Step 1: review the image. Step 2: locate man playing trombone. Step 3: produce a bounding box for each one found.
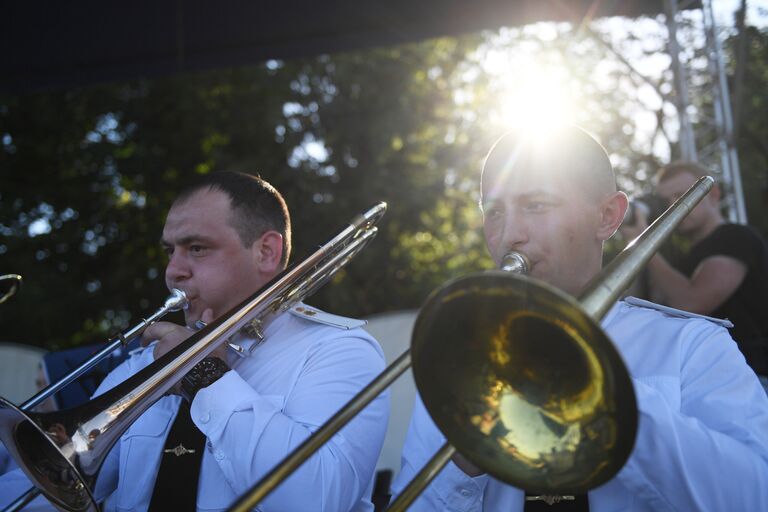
[1,171,389,511]
[392,125,768,511]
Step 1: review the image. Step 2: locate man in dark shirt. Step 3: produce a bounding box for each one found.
[623,161,768,391]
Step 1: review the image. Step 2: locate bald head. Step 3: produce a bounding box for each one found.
[481,125,616,206]
[478,125,628,295]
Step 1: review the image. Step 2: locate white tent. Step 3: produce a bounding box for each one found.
[363,310,418,478]
[0,342,46,405]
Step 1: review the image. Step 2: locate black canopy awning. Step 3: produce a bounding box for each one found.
[2,0,684,92]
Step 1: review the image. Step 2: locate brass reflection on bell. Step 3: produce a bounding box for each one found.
[411,271,637,494]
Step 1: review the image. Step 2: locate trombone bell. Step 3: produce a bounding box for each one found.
[411,271,637,494]
[0,402,94,511]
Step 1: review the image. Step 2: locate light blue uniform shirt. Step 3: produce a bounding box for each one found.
[392,299,768,512]
[1,305,389,511]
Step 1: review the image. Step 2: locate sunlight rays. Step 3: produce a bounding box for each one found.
[492,61,576,136]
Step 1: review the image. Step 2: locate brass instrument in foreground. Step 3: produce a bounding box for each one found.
[390,176,712,509]
[228,177,713,512]
[0,202,387,512]
[1,288,189,512]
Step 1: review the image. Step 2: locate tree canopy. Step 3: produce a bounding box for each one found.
[2,17,766,350]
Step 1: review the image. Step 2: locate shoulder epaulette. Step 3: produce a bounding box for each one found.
[288,304,367,330]
[623,296,733,328]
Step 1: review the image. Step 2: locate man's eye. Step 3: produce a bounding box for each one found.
[486,206,503,218]
[189,245,206,254]
[526,202,547,212]
[162,246,173,256]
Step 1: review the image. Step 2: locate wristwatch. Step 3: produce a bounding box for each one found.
[180,356,231,401]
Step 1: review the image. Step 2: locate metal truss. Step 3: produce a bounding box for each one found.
[664,0,747,223]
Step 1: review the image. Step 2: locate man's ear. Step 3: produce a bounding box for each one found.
[597,191,629,241]
[252,231,284,274]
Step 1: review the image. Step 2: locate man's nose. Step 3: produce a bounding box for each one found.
[500,211,529,249]
[165,251,191,283]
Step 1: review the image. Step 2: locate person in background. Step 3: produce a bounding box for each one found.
[622,161,768,393]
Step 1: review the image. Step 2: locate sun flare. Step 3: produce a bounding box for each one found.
[484,52,577,137]
[498,75,574,131]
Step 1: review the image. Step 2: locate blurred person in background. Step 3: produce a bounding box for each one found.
[622,162,768,394]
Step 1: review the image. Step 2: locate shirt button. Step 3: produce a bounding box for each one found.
[215,451,225,461]
[460,488,472,497]
[199,412,211,424]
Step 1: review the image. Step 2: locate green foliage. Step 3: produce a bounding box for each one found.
[729,26,768,237]
[2,22,766,350]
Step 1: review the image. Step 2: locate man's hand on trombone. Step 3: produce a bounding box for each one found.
[140,308,226,361]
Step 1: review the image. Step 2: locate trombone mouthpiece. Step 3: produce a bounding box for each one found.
[164,288,190,312]
[500,252,530,274]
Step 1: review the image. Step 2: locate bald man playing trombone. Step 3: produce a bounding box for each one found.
[393,125,768,511]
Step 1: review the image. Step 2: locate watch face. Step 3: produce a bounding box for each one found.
[182,357,230,400]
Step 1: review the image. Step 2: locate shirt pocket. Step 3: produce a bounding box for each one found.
[115,406,175,510]
[591,478,633,512]
[590,376,681,512]
[196,395,285,512]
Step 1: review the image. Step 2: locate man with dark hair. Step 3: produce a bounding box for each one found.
[173,171,293,267]
[1,171,389,511]
[623,161,768,393]
[392,126,768,511]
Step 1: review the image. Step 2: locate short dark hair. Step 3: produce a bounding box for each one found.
[480,125,616,205]
[655,161,712,184]
[175,171,292,267]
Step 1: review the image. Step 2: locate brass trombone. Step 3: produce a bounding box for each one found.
[0,288,189,512]
[227,177,713,512]
[23,289,189,413]
[0,202,387,512]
